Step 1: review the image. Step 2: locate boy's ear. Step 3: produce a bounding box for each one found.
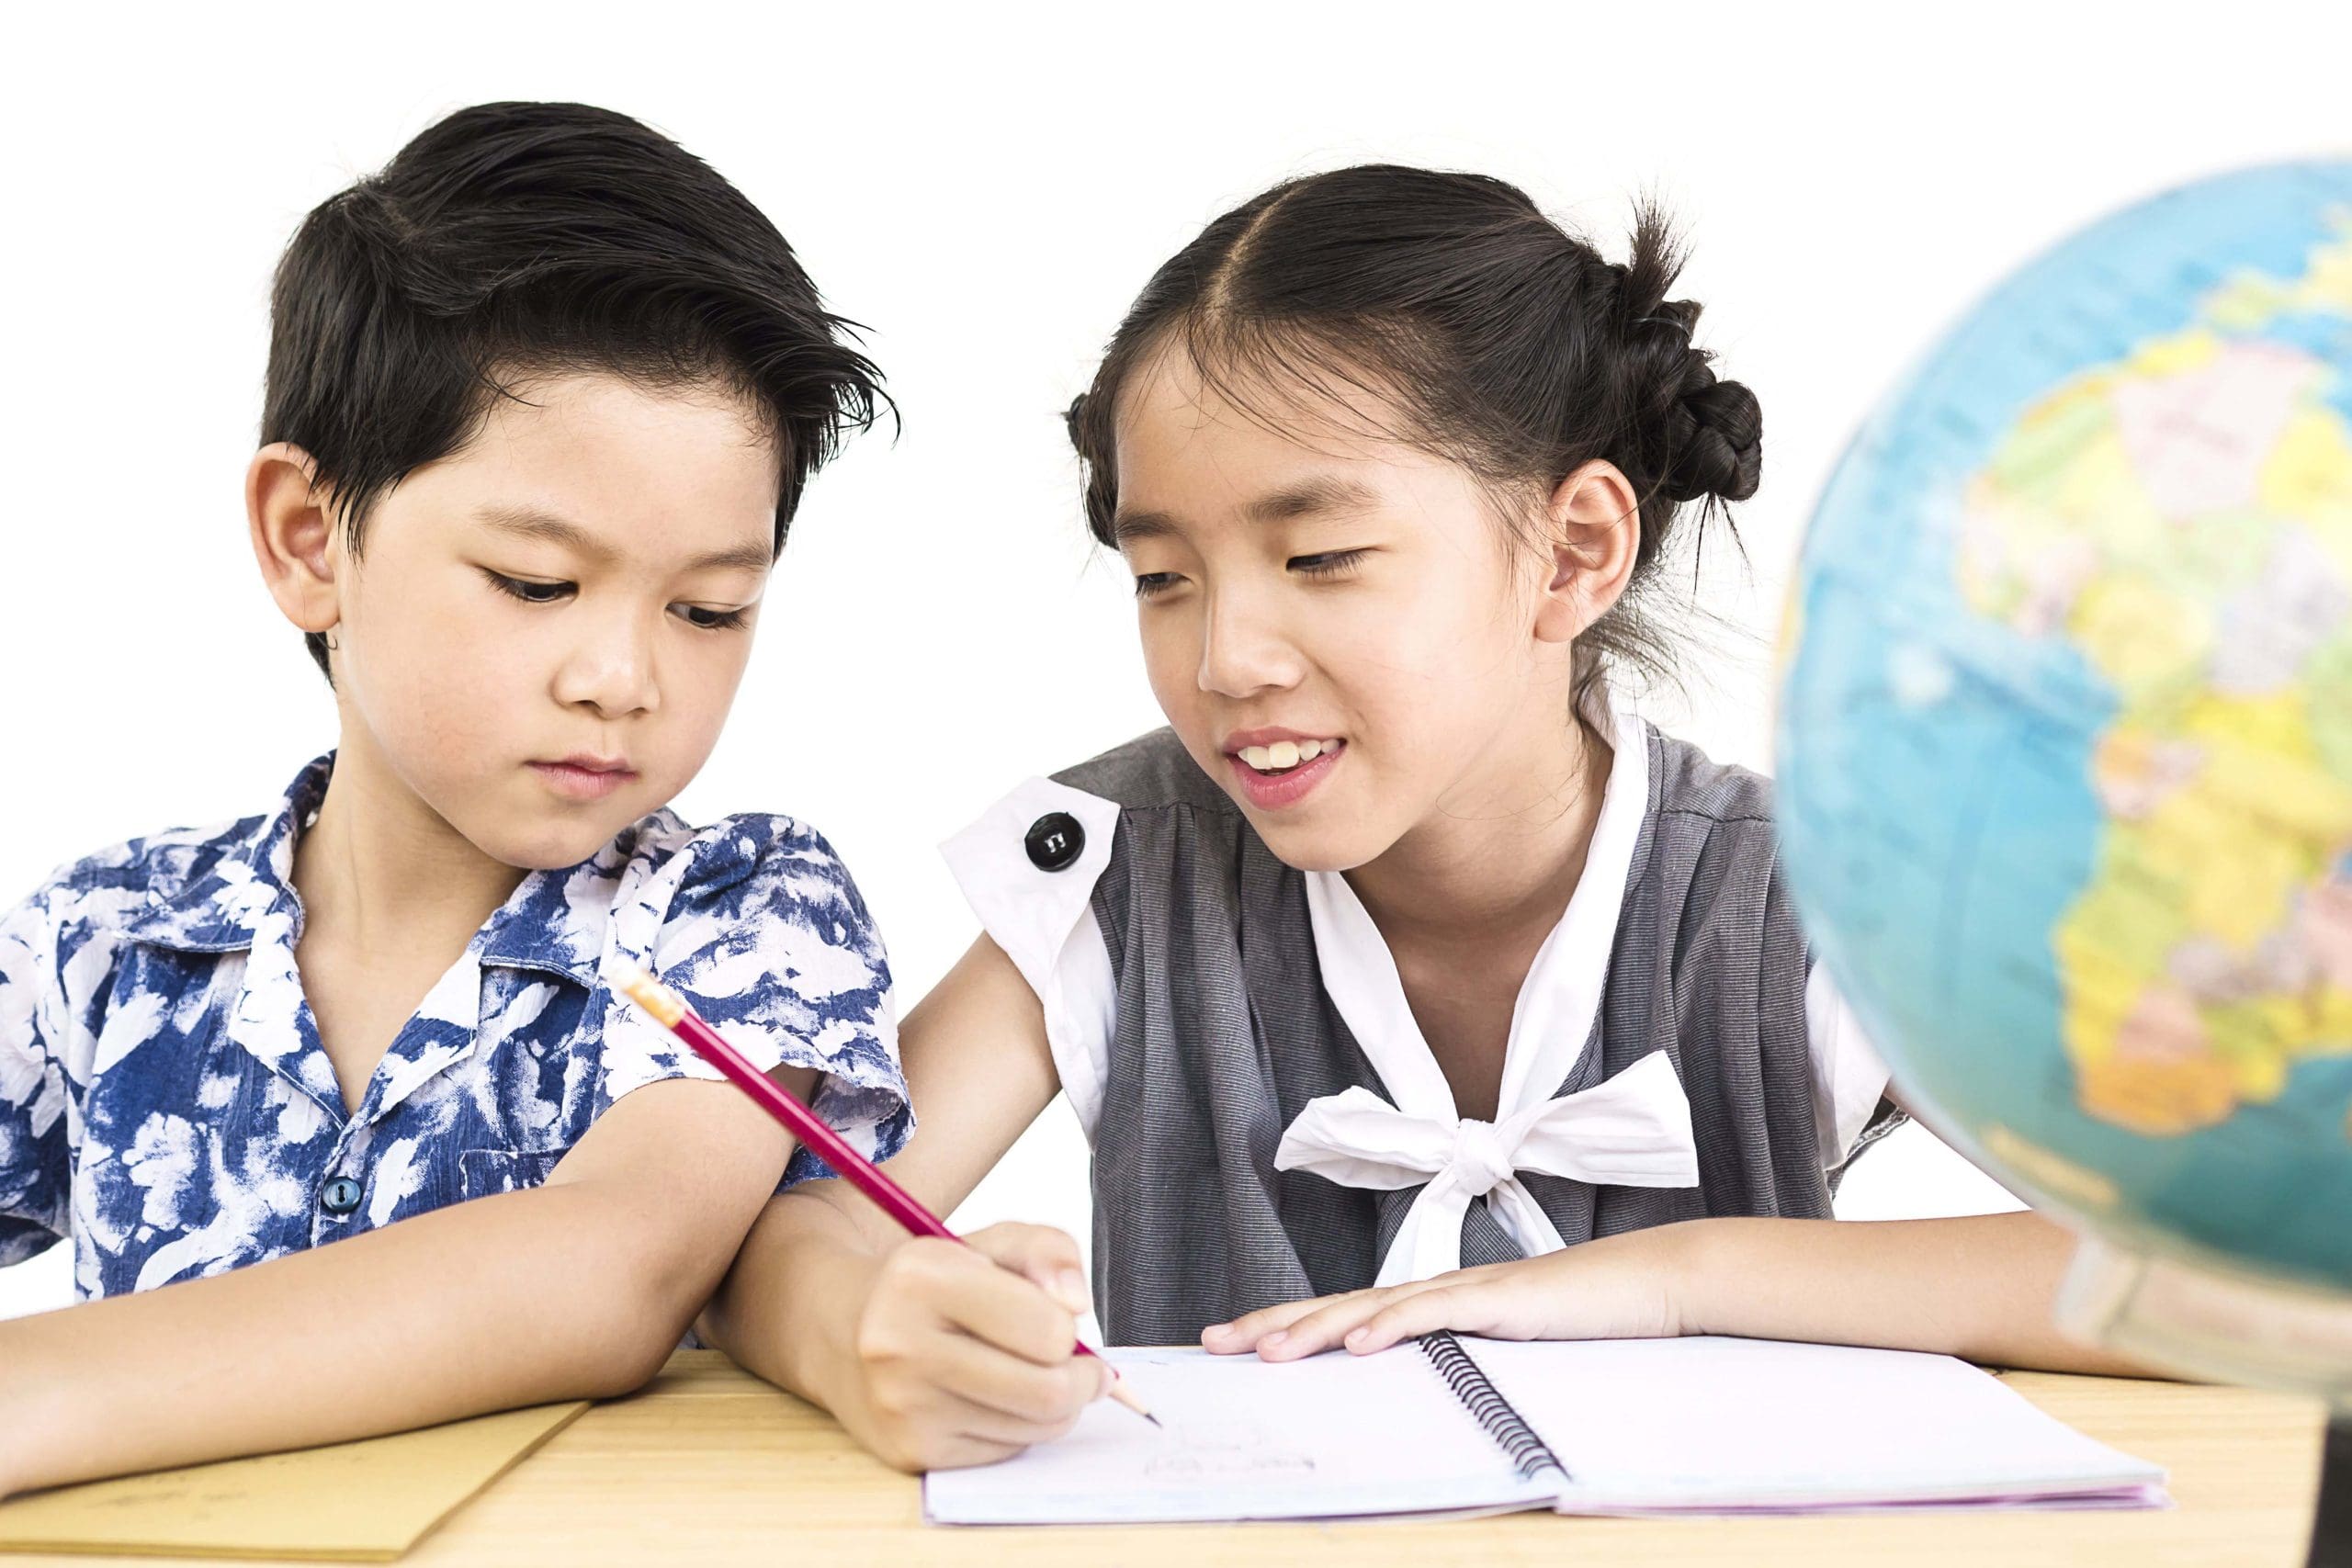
[1532,459,1641,647]
[246,444,341,636]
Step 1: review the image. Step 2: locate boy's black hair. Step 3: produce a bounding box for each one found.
[1066,164,1761,697]
[264,101,886,678]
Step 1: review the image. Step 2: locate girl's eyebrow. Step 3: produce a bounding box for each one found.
[1113,475,1382,545]
[473,502,773,574]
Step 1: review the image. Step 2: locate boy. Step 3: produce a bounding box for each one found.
[0,101,906,1495]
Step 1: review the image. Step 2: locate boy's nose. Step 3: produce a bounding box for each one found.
[553,616,661,718]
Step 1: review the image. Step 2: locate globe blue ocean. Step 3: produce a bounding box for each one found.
[1778,162,2352,1295]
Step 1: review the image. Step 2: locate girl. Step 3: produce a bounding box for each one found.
[702,164,2143,1473]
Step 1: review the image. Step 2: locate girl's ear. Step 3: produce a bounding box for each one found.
[246,444,342,637]
[1532,459,1641,647]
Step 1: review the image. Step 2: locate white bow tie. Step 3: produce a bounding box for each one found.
[1273,1050,1701,1287]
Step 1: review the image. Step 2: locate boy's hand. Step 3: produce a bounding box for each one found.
[1201,1221,1706,1360]
[829,1223,1108,1473]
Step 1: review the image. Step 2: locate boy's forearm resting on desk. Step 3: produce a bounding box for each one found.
[0,1077,801,1499]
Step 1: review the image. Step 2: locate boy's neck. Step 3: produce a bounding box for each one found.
[291,731,529,959]
[1344,703,1612,958]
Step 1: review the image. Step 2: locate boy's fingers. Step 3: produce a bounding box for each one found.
[965,1222,1091,1315]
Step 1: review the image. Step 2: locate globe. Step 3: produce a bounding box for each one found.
[1776,157,2352,1419]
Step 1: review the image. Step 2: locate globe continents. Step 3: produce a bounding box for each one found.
[1777,162,2352,1368]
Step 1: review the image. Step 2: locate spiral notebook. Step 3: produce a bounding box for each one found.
[922,1335,2167,1525]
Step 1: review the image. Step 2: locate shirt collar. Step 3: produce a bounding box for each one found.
[1304,685,1654,1123]
[119,754,333,953]
[119,751,622,991]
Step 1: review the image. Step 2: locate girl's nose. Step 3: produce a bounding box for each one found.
[1195,589,1304,699]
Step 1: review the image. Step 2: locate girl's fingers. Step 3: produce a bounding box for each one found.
[914,1247,1081,1366]
[1202,1291,1375,1352]
[1343,1284,1494,1355]
[932,1329,1106,1426]
[1254,1284,1437,1360]
[964,1222,1091,1315]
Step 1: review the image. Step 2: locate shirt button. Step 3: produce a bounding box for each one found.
[1023,812,1085,872]
[320,1176,363,1217]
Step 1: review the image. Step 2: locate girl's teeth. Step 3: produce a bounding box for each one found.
[1238,739,1338,773]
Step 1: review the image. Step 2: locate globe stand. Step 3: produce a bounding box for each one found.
[2312,1419,2352,1568]
[2056,1243,2352,1562]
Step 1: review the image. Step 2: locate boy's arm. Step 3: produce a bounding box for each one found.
[0,1071,809,1499]
[696,934,1100,1472]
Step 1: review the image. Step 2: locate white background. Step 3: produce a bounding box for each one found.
[5,2,2346,1322]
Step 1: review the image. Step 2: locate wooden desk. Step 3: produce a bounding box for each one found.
[10,1351,2330,1566]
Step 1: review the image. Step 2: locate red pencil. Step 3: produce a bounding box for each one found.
[610,959,1157,1427]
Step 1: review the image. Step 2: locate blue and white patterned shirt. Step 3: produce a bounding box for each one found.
[0,754,910,1301]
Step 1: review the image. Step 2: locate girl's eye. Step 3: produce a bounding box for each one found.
[1134,572,1183,599]
[674,604,751,631]
[483,570,574,604]
[1289,548,1370,579]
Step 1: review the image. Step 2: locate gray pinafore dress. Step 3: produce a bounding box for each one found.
[1046,719,1901,1347]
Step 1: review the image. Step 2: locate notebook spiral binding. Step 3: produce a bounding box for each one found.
[1417,1333,1567,1483]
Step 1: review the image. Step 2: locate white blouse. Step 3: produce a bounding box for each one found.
[942,698,1893,1285]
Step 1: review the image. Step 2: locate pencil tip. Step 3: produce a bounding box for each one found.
[1144,1413,1163,1428]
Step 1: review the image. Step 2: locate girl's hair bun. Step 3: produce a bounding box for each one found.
[1658,366,1762,505]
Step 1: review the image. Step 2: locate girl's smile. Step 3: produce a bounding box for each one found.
[1225,734,1346,810]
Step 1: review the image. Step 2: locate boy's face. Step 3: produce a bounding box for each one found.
[310,372,778,870]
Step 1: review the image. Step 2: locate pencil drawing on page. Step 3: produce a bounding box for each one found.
[1143,1420,1317,1479]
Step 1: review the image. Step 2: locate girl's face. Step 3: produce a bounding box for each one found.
[1111,346,1624,873]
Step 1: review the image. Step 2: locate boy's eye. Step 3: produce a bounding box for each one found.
[1134,572,1184,599]
[483,570,574,604]
[673,604,751,631]
[1289,548,1370,579]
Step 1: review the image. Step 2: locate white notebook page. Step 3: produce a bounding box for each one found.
[1465,1336,2165,1510]
[923,1345,1556,1525]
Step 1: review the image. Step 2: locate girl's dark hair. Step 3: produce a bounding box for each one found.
[263,101,888,678]
[1065,164,1760,693]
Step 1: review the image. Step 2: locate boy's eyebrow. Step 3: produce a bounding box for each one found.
[1111,475,1382,546]
[474,504,775,574]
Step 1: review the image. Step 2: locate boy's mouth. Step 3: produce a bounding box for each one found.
[529,756,639,802]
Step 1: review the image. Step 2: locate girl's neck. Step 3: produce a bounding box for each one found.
[291,730,528,960]
[1343,704,1614,957]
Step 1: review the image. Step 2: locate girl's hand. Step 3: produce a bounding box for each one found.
[826,1222,1109,1473]
[1201,1221,1709,1360]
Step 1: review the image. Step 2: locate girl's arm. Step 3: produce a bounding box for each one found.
[0,1074,808,1499]
[1207,1208,2157,1376]
[697,933,1103,1472]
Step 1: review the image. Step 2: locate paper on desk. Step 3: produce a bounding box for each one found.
[1465,1337,2168,1513]
[0,1401,588,1561]
[924,1348,1561,1525]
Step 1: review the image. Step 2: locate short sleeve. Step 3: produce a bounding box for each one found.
[938,779,1120,1139]
[599,817,910,1190]
[1804,963,1903,1170]
[0,879,73,1266]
